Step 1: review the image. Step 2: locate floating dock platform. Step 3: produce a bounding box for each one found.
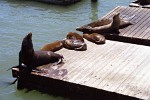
[33,0,81,5]
[129,1,150,9]
[12,6,150,100]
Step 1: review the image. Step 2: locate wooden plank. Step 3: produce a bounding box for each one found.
[136,20,150,39]
[72,42,126,84]
[82,43,134,86]
[122,8,148,36]
[122,56,150,98]
[84,43,137,88]
[96,45,141,89]
[119,7,140,35]
[102,46,149,91]
[115,55,150,99]
[68,41,117,83]
[64,41,111,73]
[127,9,150,37]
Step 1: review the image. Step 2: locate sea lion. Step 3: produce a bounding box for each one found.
[40,40,63,52]
[19,32,64,73]
[133,0,150,5]
[85,13,121,34]
[83,33,105,44]
[66,32,84,42]
[76,18,111,33]
[62,39,87,51]
[76,17,132,33]
[63,32,87,51]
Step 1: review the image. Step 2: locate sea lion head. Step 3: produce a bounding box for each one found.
[113,13,120,22]
[76,26,93,33]
[112,13,120,30]
[21,32,34,53]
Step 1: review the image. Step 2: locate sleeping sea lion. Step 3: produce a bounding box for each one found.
[19,32,64,73]
[40,40,63,52]
[66,32,84,42]
[83,33,105,44]
[63,32,87,51]
[62,39,87,51]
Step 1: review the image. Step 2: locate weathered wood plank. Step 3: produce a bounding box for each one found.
[115,56,150,99]
[103,46,149,91]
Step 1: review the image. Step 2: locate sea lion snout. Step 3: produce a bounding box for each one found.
[76,26,92,33]
[25,32,32,40]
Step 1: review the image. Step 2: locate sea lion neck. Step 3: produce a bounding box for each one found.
[111,13,120,29]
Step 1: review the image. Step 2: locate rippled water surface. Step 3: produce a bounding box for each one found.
[0,0,131,100]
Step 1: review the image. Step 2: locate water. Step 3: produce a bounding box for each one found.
[0,0,131,100]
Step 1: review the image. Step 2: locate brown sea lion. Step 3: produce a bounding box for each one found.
[77,13,133,35]
[86,13,121,34]
[76,17,132,33]
[62,39,87,51]
[62,32,87,51]
[40,40,63,52]
[83,33,105,44]
[19,32,64,73]
[76,18,111,33]
[66,32,84,42]
[119,19,133,29]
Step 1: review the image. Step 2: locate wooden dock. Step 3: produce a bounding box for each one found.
[12,6,150,100]
[129,1,150,9]
[31,0,81,5]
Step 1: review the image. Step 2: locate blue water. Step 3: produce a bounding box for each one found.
[0,0,131,100]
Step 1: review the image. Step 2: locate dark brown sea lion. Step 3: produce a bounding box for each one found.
[133,0,150,5]
[19,32,64,72]
[62,39,87,51]
[40,40,63,52]
[83,33,105,44]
